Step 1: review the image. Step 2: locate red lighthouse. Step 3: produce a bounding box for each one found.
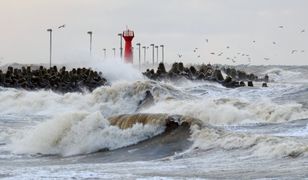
[123,29,134,63]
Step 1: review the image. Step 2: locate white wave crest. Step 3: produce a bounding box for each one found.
[191,126,308,158]
[141,98,308,125]
[8,111,164,156]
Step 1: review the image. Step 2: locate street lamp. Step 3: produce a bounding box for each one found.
[112,48,116,58]
[136,43,141,70]
[87,31,93,55]
[103,48,106,59]
[118,33,123,59]
[160,45,164,63]
[47,28,52,68]
[150,44,155,66]
[142,46,147,64]
[155,45,159,64]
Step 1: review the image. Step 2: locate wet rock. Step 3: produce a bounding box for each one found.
[247,81,254,87]
[264,74,269,82]
[142,62,267,89]
[137,90,154,111]
[0,66,108,93]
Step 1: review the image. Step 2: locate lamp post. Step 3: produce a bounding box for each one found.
[118,33,123,59]
[103,48,106,59]
[112,48,116,58]
[87,31,93,55]
[160,45,164,63]
[142,46,147,64]
[150,44,155,66]
[155,45,159,64]
[136,43,141,70]
[47,28,52,68]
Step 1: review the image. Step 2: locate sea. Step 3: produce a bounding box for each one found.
[0,60,308,179]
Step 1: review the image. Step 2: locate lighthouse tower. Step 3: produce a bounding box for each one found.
[122,29,134,63]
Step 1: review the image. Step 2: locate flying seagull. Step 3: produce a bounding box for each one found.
[226,46,230,49]
[291,50,297,54]
[278,25,284,28]
[264,58,270,61]
[301,29,305,33]
[58,24,66,29]
[273,41,276,45]
[177,54,182,58]
[205,39,209,43]
[210,52,215,55]
[218,52,223,56]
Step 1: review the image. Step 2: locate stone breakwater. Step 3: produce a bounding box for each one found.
[0,66,107,93]
[143,62,269,88]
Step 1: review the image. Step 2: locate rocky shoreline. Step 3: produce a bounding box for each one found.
[0,66,107,93]
[0,62,269,93]
[143,62,269,88]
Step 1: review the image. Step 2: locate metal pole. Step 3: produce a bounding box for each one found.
[87,31,93,55]
[155,46,159,64]
[47,29,52,68]
[150,44,154,66]
[160,45,164,63]
[118,33,123,59]
[142,46,146,64]
[103,48,106,59]
[112,48,116,58]
[136,43,141,70]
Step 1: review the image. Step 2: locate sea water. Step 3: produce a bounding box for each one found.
[0,62,308,179]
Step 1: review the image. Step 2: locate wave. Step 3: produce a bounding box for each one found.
[192,125,308,158]
[264,68,307,83]
[141,97,308,125]
[0,80,191,117]
[7,113,201,157]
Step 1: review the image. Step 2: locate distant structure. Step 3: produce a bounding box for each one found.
[122,29,134,63]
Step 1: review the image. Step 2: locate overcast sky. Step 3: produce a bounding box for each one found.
[0,0,307,65]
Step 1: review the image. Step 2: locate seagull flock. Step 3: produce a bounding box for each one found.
[178,25,306,64]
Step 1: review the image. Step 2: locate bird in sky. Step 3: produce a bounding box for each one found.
[253,40,256,43]
[58,24,66,29]
[232,59,236,63]
[291,50,297,54]
[218,52,223,56]
[226,46,230,49]
[197,55,201,58]
[301,50,305,53]
[301,29,305,33]
[278,25,284,28]
[205,39,209,43]
[273,41,276,45]
[264,58,270,61]
[210,52,215,55]
[177,54,182,58]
